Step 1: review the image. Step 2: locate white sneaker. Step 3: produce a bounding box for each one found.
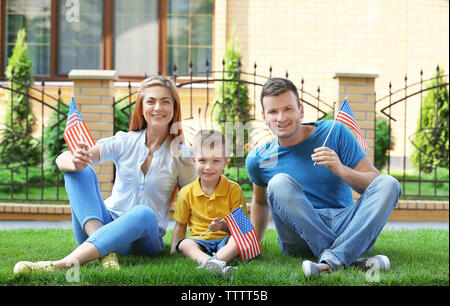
[222,265,237,280]
[198,257,236,280]
[302,260,332,277]
[201,258,226,275]
[351,255,391,271]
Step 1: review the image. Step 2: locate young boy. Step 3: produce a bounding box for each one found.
[170,129,248,279]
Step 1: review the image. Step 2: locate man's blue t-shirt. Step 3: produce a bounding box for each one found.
[245,120,366,209]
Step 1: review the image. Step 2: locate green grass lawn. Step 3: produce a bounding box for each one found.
[383,168,449,200]
[0,166,68,202]
[0,228,448,286]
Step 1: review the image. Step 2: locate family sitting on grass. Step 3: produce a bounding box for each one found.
[13,76,401,279]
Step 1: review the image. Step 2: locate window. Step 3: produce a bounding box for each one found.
[1,0,214,79]
[57,0,102,74]
[166,0,213,76]
[114,0,158,75]
[4,0,51,76]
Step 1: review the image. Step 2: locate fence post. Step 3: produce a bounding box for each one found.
[68,69,117,199]
[333,71,379,164]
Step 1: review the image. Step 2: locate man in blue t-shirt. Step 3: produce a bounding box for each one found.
[246,78,401,277]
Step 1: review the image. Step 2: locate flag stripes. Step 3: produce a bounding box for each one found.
[224,207,261,261]
[335,98,368,151]
[336,112,362,134]
[66,113,79,130]
[64,97,95,154]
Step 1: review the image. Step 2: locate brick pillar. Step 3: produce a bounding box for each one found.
[334,71,379,202]
[333,71,379,165]
[68,69,117,199]
[214,0,227,72]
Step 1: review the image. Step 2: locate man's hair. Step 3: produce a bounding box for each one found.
[193,129,228,157]
[260,77,301,111]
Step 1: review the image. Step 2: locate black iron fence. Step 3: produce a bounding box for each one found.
[376,66,449,200]
[0,72,68,202]
[1,62,447,203]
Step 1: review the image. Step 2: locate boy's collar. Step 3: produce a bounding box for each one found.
[193,175,228,198]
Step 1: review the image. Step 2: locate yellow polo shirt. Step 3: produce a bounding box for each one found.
[174,175,248,240]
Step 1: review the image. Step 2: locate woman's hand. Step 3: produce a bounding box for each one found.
[72,141,93,171]
[209,218,228,233]
[56,142,100,172]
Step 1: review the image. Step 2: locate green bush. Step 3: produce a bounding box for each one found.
[114,99,132,133]
[375,116,394,170]
[212,38,250,126]
[212,36,250,162]
[1,29,40,167]
[411,68,449,171]
[43,102,69,174]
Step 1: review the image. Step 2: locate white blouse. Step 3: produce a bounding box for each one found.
[96,130,196,236]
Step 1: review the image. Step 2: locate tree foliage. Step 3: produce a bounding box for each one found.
[213,37,250,160]
[43,102,69,173]
[411,68,449,171]
[1,29,39,168]
[375,116,394,170]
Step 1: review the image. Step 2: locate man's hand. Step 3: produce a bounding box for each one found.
[311,146,344,177]
[312,146,380,194]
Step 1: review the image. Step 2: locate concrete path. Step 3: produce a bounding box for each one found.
[0,220,448,231]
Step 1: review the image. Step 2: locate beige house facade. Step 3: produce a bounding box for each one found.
[1,0,449,168]
[213,0,449,165]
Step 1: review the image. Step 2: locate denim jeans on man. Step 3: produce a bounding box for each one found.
[266,173,401,270]
[64,166,164,257]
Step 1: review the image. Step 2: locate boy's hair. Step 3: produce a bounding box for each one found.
[260,77,301,111]
[193,129,228,157]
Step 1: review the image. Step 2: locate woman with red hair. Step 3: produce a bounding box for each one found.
[14,76,195,274]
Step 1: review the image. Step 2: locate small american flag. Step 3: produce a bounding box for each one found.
[225,207,261,260]
[335,98,368,151]
[63,97,95,154]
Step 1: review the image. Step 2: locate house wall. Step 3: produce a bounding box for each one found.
[218,0,449,165]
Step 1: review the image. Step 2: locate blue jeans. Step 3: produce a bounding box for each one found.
[188,237,231,256]
[266,173,401,270]
[64,166,164,257]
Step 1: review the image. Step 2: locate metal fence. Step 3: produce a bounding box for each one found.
[376,65,449,200]
[1,62,447,203]
[0,72,68,202]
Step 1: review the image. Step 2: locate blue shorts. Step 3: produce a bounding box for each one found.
[177,236,230,255]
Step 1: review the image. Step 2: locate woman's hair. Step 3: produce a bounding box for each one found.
[129,75,183,140]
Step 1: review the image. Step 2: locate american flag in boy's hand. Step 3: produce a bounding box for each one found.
[63,97,95,154]
[225,207,261,260]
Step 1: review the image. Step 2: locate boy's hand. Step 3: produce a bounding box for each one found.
[209,218,228,232]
